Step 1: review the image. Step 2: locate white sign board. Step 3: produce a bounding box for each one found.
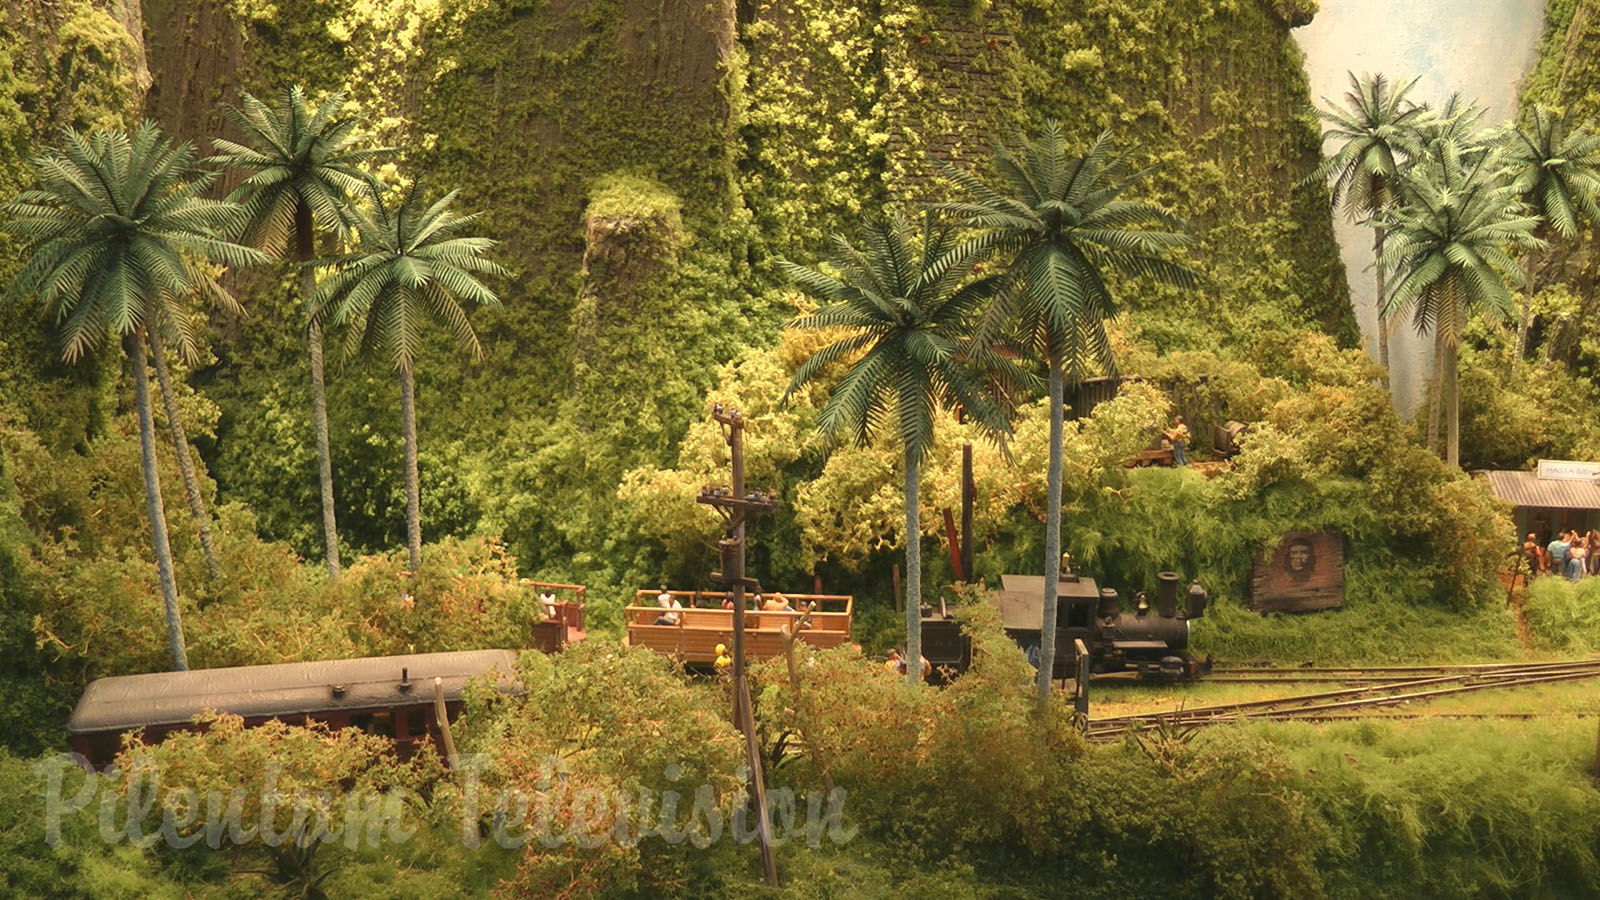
[1537,460,1600,482]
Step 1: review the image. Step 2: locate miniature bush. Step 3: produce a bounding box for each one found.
[1521,576,1600,655]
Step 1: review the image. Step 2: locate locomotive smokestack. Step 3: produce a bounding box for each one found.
[1156,572,1180,618]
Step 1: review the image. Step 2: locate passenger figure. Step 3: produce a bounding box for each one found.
[1588,531,1600,576]
[1522,533,1544,578]
[762,592,793,612]
[654,590,683,625]
[1570,538,1588,582]
[885,648,931,678]
[1547,531,1571,576]
[539,591,559,620]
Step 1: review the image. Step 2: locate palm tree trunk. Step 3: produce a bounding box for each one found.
[1517,225,1551,359]
[1038,352,1065,703]
[1427,328,1443,456]
[399,365,422,574]
[129,331,188,671]
[1515,295,1534,359]
[299,200,341,579]
[903,445,922,689]
[1444,338,1460,468]
[146,328,220,584]
[1374,225,1391,392]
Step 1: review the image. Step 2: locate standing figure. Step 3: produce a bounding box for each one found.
[1547,531,1571,577]
[1521,533,1544,579]
[1569,535,1588,581]
[1165,416,1190,466]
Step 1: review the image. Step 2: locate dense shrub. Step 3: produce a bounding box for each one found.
[1521,576,1600,655]
[453,642,747,898]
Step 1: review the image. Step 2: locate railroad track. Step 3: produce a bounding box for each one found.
[1085,659,1600,741]
[1205,659,1600,681]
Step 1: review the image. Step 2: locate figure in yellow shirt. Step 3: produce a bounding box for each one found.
[1164,416,1190,466]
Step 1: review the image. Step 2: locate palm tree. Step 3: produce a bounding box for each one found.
[0,124,264,670]
[938,123,1197,702]
[781,213,1009,688]
[310,180,507,574]
[209,86,388,579]
[1500,105,1600,357]
[1380,139,1544,468]
[1394,94,1492,454]
[1307,72,1428,391]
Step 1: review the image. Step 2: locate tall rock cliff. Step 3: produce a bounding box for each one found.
[1,0,1351,561]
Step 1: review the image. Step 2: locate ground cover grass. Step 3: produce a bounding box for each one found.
[1191,593,1525,666]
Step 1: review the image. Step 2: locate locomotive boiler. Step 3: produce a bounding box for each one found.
[921,570,1210,681]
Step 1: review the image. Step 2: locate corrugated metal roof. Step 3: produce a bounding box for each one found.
[1480,470,1600,510]
[68,649,520,735]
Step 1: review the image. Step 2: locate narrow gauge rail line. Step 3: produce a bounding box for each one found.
[1186,658,1600,685]
[1086,662,1600,741]
[1208,659,1600,676]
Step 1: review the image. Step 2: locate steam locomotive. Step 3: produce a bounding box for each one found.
[921,571,1211,681]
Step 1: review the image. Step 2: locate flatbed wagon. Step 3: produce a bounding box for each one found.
[624,590,853,665]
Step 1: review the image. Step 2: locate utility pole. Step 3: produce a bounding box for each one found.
[697,403,779,887]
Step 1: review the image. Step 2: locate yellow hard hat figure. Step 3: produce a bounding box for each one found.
[714,643,733,673]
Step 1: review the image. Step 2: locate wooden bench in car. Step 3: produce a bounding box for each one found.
[625,590,854,664]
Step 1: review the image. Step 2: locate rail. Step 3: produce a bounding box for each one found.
[1084,659,1600,741]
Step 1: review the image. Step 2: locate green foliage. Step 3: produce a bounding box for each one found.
[781,214,1007,462]
[4,5,1583,892]
[0,753,182,899]
[1308,72,1425,224]
[116,714,446,899]
[159,0,1357,600]
[0,123,265,362]
[1514,0,1600,371]
[1381,145,1542,343]
[315,180,507,372]
[881,0,1354,343]
[939,122,1198,379]
[28,522,550,683]
[1521,575,1600,654]
[1501,105,1600,241]
[456,642,745,897]
[1521,0,1600,119]
[1268,718,1600,899]
[568,172,699,464]
[210,86,388,255]
[1268,0,1319,29]
[1456,338,1600,468]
